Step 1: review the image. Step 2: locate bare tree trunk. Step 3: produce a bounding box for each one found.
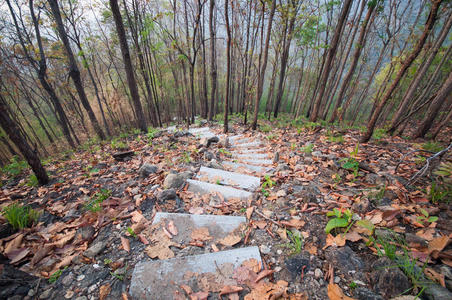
[224,0,232,133]
[251,0,277,130]
[431,95,452,139]
[361,0,441,143]
[109,0,147,132]
[0,96,48,185]
[208,0,217,121]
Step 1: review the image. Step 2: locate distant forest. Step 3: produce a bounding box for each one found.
[0,0,451,179]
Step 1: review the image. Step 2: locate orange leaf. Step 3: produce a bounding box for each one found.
[99,283,111,300]
[121,236,130,253]
[167,220,178,236]
[428,236,450,256]
[327,283,355,300]
[254,269,275,283]
[219,285,243,296]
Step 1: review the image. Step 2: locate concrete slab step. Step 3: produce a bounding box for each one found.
[231,141,263,149]
[234,148,267,154]
[187,179,252,201]
[222,161,271,174]
[197,166,261,191]
[130,246,261,299]
[240,158,273,166]
[232,153,270,160]
[152,212,246,244]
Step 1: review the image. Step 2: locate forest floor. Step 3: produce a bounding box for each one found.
[1,116,452,300]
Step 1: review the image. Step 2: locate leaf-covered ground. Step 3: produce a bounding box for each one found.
[1,118,451,300]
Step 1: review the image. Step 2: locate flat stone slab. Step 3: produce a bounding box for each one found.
[197,166,261,191]
[234,148,267,154]
[232,153,270,160]
[222,161,270,173]
[130,247,261,299]
[152,212,246,244]
[241,158,273,166]
[231,141,263,149]
[187,179,252,201]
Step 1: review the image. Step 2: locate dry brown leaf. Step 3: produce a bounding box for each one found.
[4,233,23,255]
[9,247,30,264]
[254,220,268,229]
[246,207,254,220]
[220,285,244,296]
[131,211,146,223]
[277,228,288,240]
[53,231,76,248]
[31,245,54,266]
[191,227,212,242]
[304,243,318,255]
[254,269,275,283]
[424,268,445,287]
[121,236,130,253]
[242,258,261,273]
[167,220,178,236]
[180,284,193,295]
[428,236,450,255]
[145,230,179,259]
[281,218,305,229]
[345,231,362,242]
[99,283,111,300]
[323,234,346,250]
[121,292,129,300]
[327,283,355,300]
[219,234,242,247]
[190,291,209,300]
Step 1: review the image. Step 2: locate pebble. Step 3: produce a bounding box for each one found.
[314,268,323,279]
[88,284,97,293]
[259,245,271,254]
[116,224,121,230]
[39,289,52,299]
[28,289,36,297]
[75,297,88,300]
[65,290,74,299]
[334,276,341,283]
[93,264,100,269]
[275,267,282,272]
[277,250,283,255]
[77,274,85,281]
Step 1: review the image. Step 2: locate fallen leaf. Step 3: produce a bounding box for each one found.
[180,284,193,295]
[323,234,346,250]
[191,227,212,242]
[121,236,130,253]
[424,268,445,287]
[190,291,209,300]
[246,207,254,220]
[220,285,243,296]
[428,236,450,255]
[52,231,76,248]
[345,231,362,242]
[99,283,111,300]
[167,220,178,236]
[327,283,355,300]
[254,220,267,229]
[281,218,305,229]
[254,269,275,283]
[219,234,242,247]
[31,245,54,266]
[9,247,30,264]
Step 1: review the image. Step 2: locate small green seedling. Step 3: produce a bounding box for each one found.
[127,227,138,238]
[104,258,113,265]
[340,143,360,177]
[1,203,41,230]
[349,282,357,290]
[416,208,438,225]
[48,266,67,283]
[287,230,303,255]
[300,143,314,154]
[325,208,353,234]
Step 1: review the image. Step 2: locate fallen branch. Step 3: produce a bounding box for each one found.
[408,142,452,185]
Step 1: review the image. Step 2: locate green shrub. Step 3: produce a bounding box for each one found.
[1,203,41,230]
[372,128,387,140]
[422,141,443,153]
[27,174,39,187]
[84,189,111,212]
[2,156,28,177]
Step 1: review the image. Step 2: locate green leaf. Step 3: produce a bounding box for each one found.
[325,218,349,234]
[420,208,428,217]
[428,216,438,223]
[356,219,375,232]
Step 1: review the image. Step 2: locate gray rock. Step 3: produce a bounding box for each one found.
[405,233,428,248]
[370,257,411,299]
[76,225,95,242]
[276,163,290,172]
[206,160,224,170]
[139,163,158,178]
[273,152,280,164]
[352,198,371,213]
[39,289,53,299]
[84,241,107,258]
[424,284,452,300]
[365,173,386,186]
[285,252,310,279]
[219,136,229,147]
[326,246,364,277]
[61,273,74,286]
[157,189,177,202]
[353,287,384,300]
[314,268,323,279]
[312,151,323,157]
[204,151,214,161]
[163,173,186,189]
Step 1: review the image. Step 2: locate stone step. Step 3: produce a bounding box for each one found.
[240,158,273,166]
[189,127,216,139]
[222,161,271,174]
[197,166,261,191]
[231,141,263,149]
[234,148,267,154]
[232,153,270,160]
[187,179,252,201]
[152,212,246,244]
[130,246,261,299]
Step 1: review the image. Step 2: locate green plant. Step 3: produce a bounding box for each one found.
[1,203,41,230]
[181,151,191,163]
[372,128,387,140]
[147,127,159,139]
[349,282,357,290]
[84,189,111,212]
[332,173,342,184]
[340,143,360,177]
[216,179,221,185]
[300,143,314,154]
[48,267,67,283]
[132,128,141,135]
[327,134,345,143]
[1,156,28,177]
[218,148,232,156]
[286,230,303,255]
[127,227,138,238]
[261,124,272,133]
[416,208,438,225]
[325,208,353,234]
[266,134,277,140]
[27,174,39,187]
[429,162,452,204]
[104,258,113,265]
[422,141,443,153]
[262,175,275,189]
[111,138,127,150]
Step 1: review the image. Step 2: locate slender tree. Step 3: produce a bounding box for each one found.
[109,0,147,132]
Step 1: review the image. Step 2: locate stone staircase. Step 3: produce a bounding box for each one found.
[130,127,272,299]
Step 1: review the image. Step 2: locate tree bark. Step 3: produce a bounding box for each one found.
[360,0,441,143]
[208,0,217,121]
[0,96,48,185]
[224,0,232,133]
[109,0,147,132]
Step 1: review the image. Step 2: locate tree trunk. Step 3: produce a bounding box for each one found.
[413,70,452,138]
[208,0,217,121]
[224,0,232,133]
[431,95,452,139]
[330,2,375,123]
[310,0,353,122]
[0,96,48,185]
[251,0,277,130]
[48,0,105,140]
[360,0,441,143]
[109,0,147,132]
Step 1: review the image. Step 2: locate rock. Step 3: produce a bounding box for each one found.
[219,136,229,147]
[112,150,134,161]
[273,152,280,164]
[260,245,271,254]
[314,268,323,279]
[365,174,385,186]
[284,252,310,279]
[61,273,74,286]
[440,266,452,280]
[64,290,74,299]
[326,246,364,277]
[84,241,107,258]
[208,136,219,145]
[206,160,224,170]
[353,287,384,300]
[375,229,401,241]
[157,189,177,202]
[163,173,186,189]
[203,151,214,161]
[405,233,428,248]
[312,151,322,157]
[199,136,219,148]
[424,284,452,300]
[446,280,452,292]
[75,226,95,243]
[370,257,411,299]
[139,196,156,212]
[139,163,158,178]
[39,289,53,299]
[276,163,290,172]
[352,198,371,213]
